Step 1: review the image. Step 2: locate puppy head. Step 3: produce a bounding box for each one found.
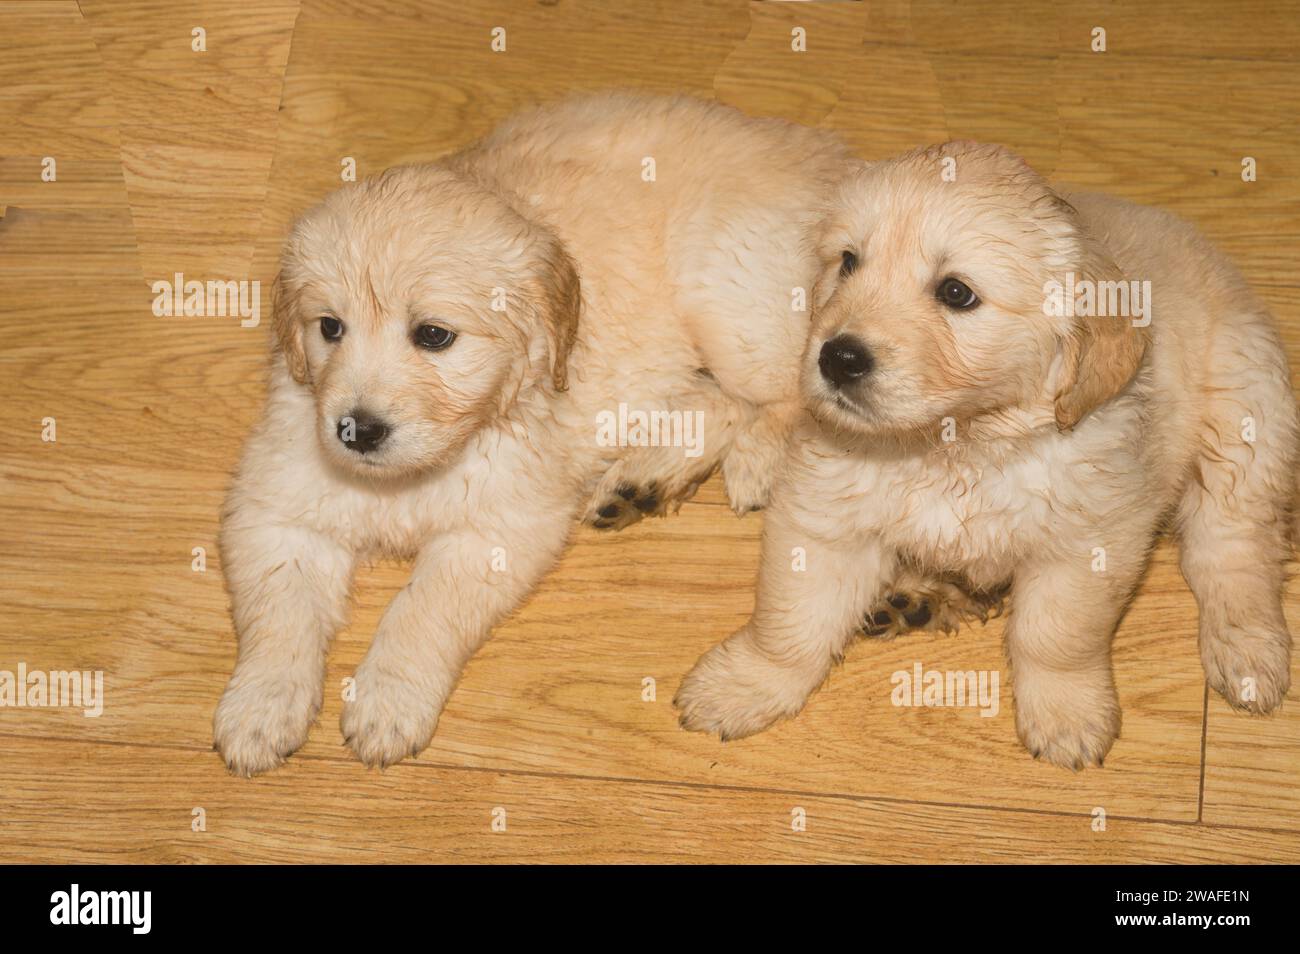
[274,164,580,479]
[803,143,1147,440]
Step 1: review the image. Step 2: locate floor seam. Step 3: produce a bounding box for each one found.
[2,729,1272,833]
[1197,679,1209,823]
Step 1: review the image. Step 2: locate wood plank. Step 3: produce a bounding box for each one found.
[2,0,1298,864]
[1202,596,1300,831]
[2,737,1294,863]
[0,6,122,158]
[76,0,300,278]
[0,464,1219,823]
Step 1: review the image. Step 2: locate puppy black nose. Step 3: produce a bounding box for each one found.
[818,334,874,388]
[337,410,389,454]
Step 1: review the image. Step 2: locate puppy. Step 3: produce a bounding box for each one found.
[677,142,1298,768]
[213,93,855,775]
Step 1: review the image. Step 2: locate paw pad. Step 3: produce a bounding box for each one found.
[591,482,662,529]
[861,595,932,639]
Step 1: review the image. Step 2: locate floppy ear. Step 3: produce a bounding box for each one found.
[1052,219,1150,430]
[534,240,581,392]
[271,270,309,385]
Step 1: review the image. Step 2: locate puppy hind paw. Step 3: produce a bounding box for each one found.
[862,579,1006,640]
[586,461,714,530]
[587,481,665,530]
[861,594,936,639]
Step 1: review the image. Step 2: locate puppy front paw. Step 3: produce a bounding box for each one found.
[1014,673,1120,770]
[675,630,820,740]
[1202,626,1291,714]
[720,450,774,516]
[213,671,319,777]
[340,663,441,768]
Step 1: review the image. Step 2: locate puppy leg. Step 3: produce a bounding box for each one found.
[676,502,889,739]
[584,448,719,530]
[1005,554,1147,770]
[1177,341,1297,712]
[585,372,744,530]
[720,399,800,514]
[214,516,355,776]
[341,503,574,768]
[862,569,1006,639]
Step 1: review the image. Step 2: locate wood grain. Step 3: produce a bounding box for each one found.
[1,0,1297,863]
[4,737,1297,864]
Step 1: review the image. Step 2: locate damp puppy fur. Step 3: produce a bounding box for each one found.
[677,142,1299,769]
[213,92,853,774]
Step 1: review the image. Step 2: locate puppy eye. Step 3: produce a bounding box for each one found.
[936,278,979,310]
[319,316,344,340]
[413,324,456,351]
[840,250,859,279]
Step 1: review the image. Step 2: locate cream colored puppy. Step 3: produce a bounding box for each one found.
[214,93,853,775]
[677,143,1298,768]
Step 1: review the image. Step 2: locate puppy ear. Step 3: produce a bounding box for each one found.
[1052,220,1149,430]
[535,240,581,392]
[272,270,309,385]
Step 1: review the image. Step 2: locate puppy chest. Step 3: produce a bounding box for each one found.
[871,475,1049,582]
[297,485,451,558]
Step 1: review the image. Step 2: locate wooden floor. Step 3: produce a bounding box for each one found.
[2,0,1299,864]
